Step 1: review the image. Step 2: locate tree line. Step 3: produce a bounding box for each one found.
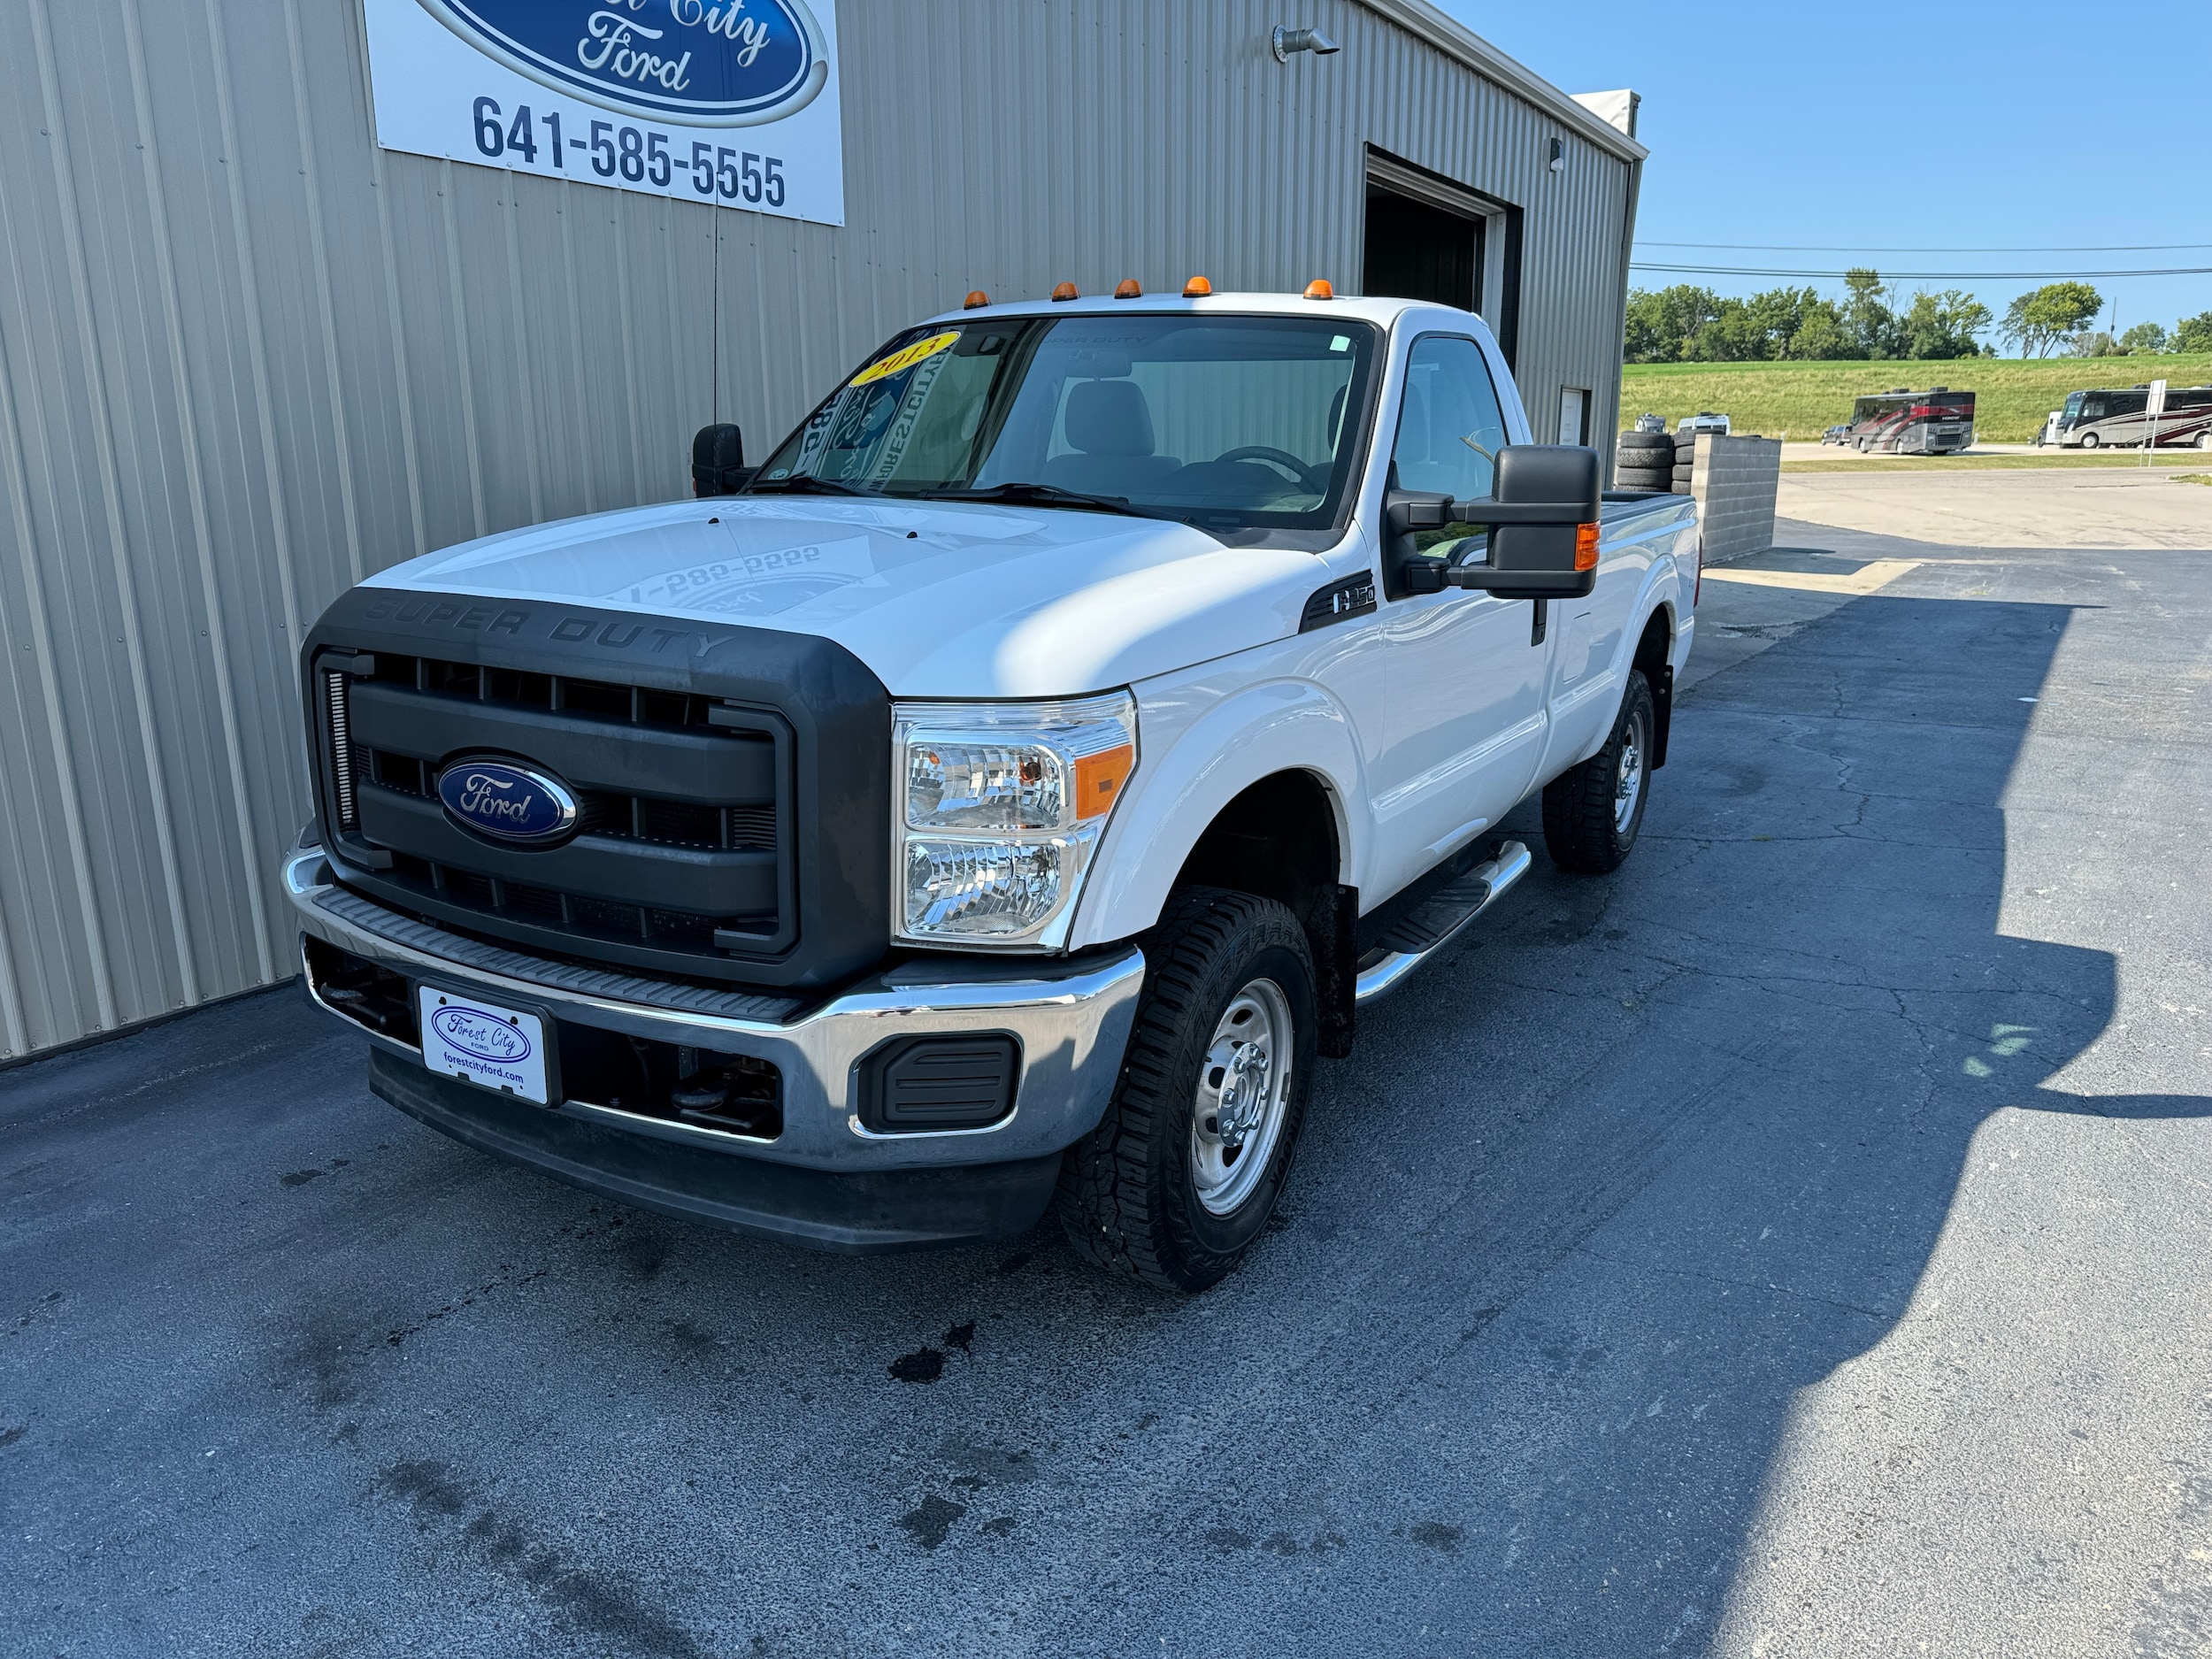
[1625,270,1990,363]
[1627,271,2212,364]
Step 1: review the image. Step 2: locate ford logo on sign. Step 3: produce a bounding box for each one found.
[415,0,832,127]
[437,758,580,845]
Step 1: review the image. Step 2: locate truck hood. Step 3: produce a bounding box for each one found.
[364,497,1332,697]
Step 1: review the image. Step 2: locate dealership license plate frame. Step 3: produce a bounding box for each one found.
[416,982,560,1108]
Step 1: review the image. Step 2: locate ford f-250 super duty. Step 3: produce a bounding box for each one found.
[287,286,1698,1291]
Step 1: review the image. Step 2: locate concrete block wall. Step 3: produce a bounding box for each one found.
[1691,435,1782,565]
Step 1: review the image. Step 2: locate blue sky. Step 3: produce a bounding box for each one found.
[1438,2,2212,347]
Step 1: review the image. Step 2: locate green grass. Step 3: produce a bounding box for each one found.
[1621,356,2212,444]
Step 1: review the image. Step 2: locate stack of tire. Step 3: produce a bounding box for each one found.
[1670,430,1698,495]
[1615,430,1673,493]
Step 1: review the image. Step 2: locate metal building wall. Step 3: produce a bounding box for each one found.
[0,0,1639,1059]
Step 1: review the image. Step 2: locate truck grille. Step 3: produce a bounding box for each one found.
[316,651,795,981]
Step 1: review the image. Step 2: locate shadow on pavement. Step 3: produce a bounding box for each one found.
[1,582,2200,1656]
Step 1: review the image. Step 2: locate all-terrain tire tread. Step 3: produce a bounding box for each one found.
[1542,671,1654,874]
[1056,887,1308,1291]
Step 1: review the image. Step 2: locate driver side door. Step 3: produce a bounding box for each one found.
[1367,334,1552,898]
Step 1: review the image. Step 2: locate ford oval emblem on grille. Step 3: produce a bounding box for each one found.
[436,758,580,845]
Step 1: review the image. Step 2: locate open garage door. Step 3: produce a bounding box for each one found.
[1361,148,1522,366]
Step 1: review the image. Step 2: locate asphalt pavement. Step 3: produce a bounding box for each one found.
[4,491,2210,1657]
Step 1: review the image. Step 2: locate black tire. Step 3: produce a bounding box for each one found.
[1543,671,1655,874]
[2078,432,2099,449]
[1056,888,1316,1292]
[1617,465,1671,488]
[1671,479,1692,495]
[1617,432,1672,457]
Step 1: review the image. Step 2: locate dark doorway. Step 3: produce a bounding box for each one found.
[1362,186,1481,312]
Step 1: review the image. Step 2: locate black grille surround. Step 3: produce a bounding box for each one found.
[304,588,893,991]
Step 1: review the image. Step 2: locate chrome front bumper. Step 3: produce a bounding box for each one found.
[284,848,1145,1174]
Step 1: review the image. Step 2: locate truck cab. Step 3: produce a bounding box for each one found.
[288,288,1698,1289]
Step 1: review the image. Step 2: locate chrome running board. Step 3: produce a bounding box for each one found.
[1352,840,1533,1006]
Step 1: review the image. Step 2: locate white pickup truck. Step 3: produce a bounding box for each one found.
[287,288,1697,1290]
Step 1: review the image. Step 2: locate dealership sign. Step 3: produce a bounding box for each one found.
[364,0,843,224]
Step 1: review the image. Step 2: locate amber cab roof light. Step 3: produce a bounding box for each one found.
[963,289,990,310]
[1113,279,1142,299]
[1304,278,1335,301]
[1049,281,1079,302]
[1182,275,1213,297]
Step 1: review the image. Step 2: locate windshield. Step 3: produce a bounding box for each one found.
[752,314,1381,531]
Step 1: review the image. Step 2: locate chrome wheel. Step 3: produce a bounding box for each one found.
[1613,710,1647,834]
[1189,978,1294,1217]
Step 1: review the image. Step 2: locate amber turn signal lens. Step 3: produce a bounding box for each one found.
[1050,281,1079,302]
[1114,279,1142,299]
[1574,522,1601,571]
[1074,744,1135,820]
[963,289,990,310]
[1182,275,1213,297]
[1303,278,1334,300]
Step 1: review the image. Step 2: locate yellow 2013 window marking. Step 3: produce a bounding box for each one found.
[850,331,960,388]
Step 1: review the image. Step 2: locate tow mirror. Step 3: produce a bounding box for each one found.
[691,423,752,496]
[1388,445,1601,602]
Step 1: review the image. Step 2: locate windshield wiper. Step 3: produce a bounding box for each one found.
[917,481,1156,518]
[744,473,876,496]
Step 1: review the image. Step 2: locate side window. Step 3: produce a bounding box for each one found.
[1391,334,1508,502]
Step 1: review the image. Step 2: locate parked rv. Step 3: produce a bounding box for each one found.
[2050,385,2212,449]
[1845,388,1975,455]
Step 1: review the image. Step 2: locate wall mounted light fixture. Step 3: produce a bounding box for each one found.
[1271,26,1340,61]
[1548,137,1565,173]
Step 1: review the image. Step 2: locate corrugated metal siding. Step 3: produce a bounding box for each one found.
[0,0,1635,1058]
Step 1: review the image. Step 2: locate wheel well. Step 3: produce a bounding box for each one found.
[1632,607,1675,768]
[1171,771,1356,1058]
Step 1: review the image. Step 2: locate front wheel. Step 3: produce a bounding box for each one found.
[1057,889,1315,1292]
[1543,671,1655,874]
[2079,432,2100,449]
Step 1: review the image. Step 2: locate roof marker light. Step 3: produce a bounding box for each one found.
[1050,281,1079,302]
[963,290,990,310]
[1182,275,1213,297]
[1114,279,1142,299]
[1304,279,1334,301]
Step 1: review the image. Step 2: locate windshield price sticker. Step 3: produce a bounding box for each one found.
[850,332,961,388]
[364,0,844,226]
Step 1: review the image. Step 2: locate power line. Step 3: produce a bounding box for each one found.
[1638,241,2212,254]
[1631,262,2212,280]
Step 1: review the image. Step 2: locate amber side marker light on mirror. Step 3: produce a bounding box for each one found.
[1050,281,1079,302]
[1304,278,1334,300]
[963,289,990,310]
[1182,275,1213,297]
[1575,522,1601,571]
[1114,279,1142,298]
[1074,744,1136,818]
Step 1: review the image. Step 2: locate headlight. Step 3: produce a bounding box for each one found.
[894,693,1137,949]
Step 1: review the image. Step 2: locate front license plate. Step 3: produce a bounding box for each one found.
[418,987,549,1106]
